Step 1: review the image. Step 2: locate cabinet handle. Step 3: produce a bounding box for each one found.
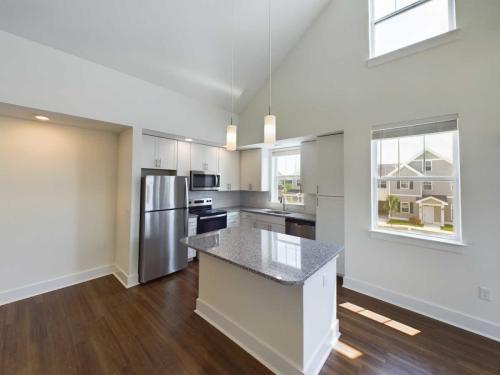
[249,183,252,191]
[228,183,231,191]
[158,159,162,168]
[316,184,319,194]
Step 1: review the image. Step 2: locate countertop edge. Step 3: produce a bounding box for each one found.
[180,235,342,286]
[222,206,316,223]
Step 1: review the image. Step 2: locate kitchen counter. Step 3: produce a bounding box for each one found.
[181,226,342,285]
[221,206,316,223]
[182,226,342,374]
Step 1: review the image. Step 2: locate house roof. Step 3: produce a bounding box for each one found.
[416,195,449,205]
[386,163,424,177]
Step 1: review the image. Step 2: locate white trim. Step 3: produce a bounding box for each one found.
[343,276,500,343]
[113,264,139,288]
[195,298,339,375]
[0,264,115,306]
[369,228,465,253]
[423,181,433,191]
[387,163,423,177]
[367,28,461,67]
[425,160,433,172]
[399,181,410,190]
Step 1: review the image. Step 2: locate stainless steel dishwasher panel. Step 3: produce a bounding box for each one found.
[285,218,316,240]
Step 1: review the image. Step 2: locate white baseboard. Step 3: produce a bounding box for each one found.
[112,265,139,288]
[343,276,500,342]
[0,264,114,306]
[196,298,336,375]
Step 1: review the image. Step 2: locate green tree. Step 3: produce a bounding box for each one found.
[384,195,400,221]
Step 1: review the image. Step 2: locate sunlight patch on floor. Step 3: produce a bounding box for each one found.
[384,319,421,336]
[333,340,363,359]
[340,302,421,336]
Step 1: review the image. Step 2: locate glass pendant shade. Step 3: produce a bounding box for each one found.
[226,124,237,151]
[264,114,276,145]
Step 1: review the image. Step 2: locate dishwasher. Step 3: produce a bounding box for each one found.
[285,217,316,240]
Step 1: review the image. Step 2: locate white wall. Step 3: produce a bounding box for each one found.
[0,116,118,300]
[0,31,232,144]
[239,0,500,339]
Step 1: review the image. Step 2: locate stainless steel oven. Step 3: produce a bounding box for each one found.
[190,170,221,191]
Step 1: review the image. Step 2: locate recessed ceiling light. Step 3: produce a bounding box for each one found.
[35,115,50,121]
[185,138,193,142]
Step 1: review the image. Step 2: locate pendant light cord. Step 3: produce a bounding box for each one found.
[268,0,272,116]
[231,0,235,125]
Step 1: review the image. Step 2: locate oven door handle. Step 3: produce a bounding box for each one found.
[199,214,227,220]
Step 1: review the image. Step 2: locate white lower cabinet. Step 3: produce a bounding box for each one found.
[227,211,240,228]
[239,212,286,233]
[188,217,197,260]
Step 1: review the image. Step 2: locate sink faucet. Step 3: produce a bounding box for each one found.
[279,196,286,212]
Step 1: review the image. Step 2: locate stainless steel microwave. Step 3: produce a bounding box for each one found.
[190,170,221,191]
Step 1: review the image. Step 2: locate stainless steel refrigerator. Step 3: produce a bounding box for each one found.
[139,175,189,283]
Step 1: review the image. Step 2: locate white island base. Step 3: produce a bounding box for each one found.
[195,253,340,375]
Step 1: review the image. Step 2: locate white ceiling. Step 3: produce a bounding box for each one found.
[0,0,330,113]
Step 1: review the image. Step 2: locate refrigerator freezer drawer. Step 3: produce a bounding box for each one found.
[139,208,188,283]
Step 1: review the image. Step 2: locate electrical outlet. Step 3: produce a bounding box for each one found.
[478,287,491,302]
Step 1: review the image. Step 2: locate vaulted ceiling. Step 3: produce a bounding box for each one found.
[0,0,330,113]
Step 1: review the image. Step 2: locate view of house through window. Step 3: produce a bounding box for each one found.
[372,117,461,241]
[271,149,304,205]
[370,0,456,57]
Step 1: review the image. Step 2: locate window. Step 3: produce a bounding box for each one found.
[369,0,456,57]
[371,115,462,242]
[425,160,432,171]
[378,180,387,188]
[399,181,409,189]
[400,202,410,213]
[271,148,304,205]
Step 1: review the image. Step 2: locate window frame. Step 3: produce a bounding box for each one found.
[423,181,433,190]
[425,160,433,171]
[368,0,457,58]
[270,148,304,206]
[400,201,410,213]
[370,114,463,244]
[399,181,410,190]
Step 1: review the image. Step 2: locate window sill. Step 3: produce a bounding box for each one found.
[369,228,466,254]
[367,28,461,68]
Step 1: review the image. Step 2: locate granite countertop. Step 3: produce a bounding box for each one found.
[181,227,343,285]
[222,206,316,223]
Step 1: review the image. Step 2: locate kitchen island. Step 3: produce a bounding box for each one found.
[181,227,343,375]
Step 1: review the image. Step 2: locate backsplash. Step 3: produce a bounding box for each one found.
[188,190,241,208]
[240,191,317,215]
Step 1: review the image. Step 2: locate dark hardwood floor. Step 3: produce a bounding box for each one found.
[1,263,499,375]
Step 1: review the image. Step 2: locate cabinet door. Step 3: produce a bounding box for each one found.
[317,134,344,197]
[316,196,344,275]
[191,144,219,171]
[219,149,240,191]
[240,149,261,191]
[157,138,177,170]
[142,135,158,169]
[177,141,191,177]
[301,141,318,194]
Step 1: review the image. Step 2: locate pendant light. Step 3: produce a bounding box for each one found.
[226,0,237,151]
[264,0,276,146]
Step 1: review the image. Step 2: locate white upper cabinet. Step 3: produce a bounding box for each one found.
[177,141,191,177]
[191,143,219,172]
[141,135,177,170]
[300,141,318,195]
[317,134,344,197]
[219,149,240,191]
[157,137,177,170]
[142,135,158,169]
[240,149,270,192]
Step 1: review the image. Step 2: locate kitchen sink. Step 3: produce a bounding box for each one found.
[264,209,291,215]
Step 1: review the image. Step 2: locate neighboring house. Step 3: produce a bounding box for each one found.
[378,150,453,226]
